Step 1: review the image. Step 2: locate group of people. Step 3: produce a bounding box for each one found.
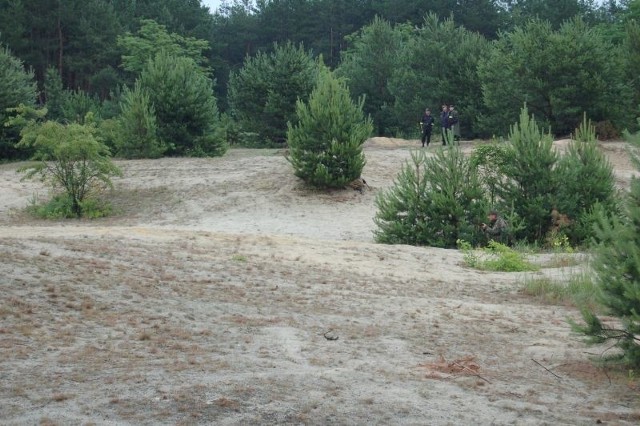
[419,104,460,147]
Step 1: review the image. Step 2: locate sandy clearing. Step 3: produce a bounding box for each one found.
[1,138,638,425]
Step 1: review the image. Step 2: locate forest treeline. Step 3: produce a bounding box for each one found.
[1,0,640,159]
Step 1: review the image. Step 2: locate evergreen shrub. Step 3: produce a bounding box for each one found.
[573,120,640,367]
[374,146,487,248]
[287,68,372,188]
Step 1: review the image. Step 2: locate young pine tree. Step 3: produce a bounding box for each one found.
[116,81,166,159]
[374,148,487,248]
[574,121,640,366]
[287,68,372,188]
[555,114,618,245]
[139,51,227,157]
[498,105,557,243]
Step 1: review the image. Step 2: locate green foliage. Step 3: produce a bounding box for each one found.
[228,42,318,145]
[336,17,407,136]
[481,240,539,272]
[26,192,113,219]
[44,67,65,121]
[374,147,488,248]
[13,110,122,218]
[623,18,640,130]
[498,105,557,243]
[389,14,490,138]
[458,239,538,272]
[574,123,640,367]
[555,114,618,244]
[478,17,632,137]
[470,141,514,206]
[287,67,372,188]
[44,67,103,124]
[115,81,166,158]
[117,19,211,75]
[60,89,103,124]
[138,51,227,157]
[0,45,38,160]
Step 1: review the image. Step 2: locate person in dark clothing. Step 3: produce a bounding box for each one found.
[440,104,450,146]
[420,108,434,147]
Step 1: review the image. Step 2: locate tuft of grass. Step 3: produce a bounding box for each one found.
[458,239,538,272]
[231,254,247,262]
[521,272,602,310]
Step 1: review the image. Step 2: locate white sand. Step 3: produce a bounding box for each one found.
[0,138,638,425]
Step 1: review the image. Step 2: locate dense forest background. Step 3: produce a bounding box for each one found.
[1,0,640,159]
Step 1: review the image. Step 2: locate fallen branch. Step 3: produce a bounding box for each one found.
[452,361,491,384]
[531,358,562,380]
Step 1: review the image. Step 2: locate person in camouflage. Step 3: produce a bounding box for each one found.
[482,210,508,243]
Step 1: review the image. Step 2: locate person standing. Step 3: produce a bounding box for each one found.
[440,104,450,146]
[420,108,434,147]
[448,104,460,142]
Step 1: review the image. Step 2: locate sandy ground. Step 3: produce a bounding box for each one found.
[1,138,639,425]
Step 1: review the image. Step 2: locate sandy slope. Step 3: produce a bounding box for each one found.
[1,138,639,425]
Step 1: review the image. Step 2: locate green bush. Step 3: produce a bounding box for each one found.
[374,146,487,248]
[470,141,514,207]
[27,193,113,219]
[0,45,38,160]
[13,110,122,218]
[555,114,618,245]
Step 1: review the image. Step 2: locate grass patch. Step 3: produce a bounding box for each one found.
[521,272,602,311]
[26,192,114,219]
[458,240,539,272]
[231,254,248,262]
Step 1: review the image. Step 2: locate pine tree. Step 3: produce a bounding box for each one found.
[287,67,372,188]
[574,121,640,366]
[116,81,166,159]
[374,147,488,248]
[0,45,37,160]
[44,67,65,122]
[139,51,227,157]
[555,114,618,245]
[228,42,318,146]
[498,105,557,242]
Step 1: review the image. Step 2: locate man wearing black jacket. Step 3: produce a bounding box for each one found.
[420,108,434,147]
